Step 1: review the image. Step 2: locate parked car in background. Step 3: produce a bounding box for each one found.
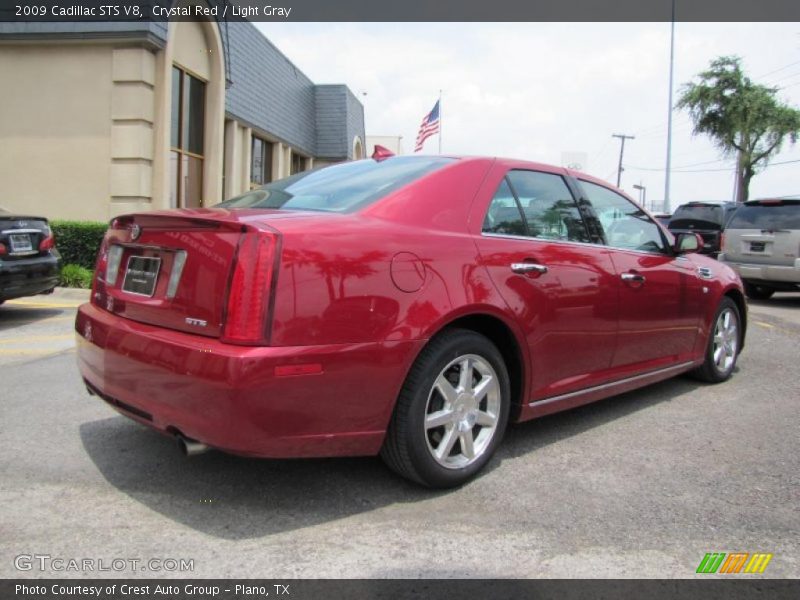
[718,198,800,300]
[0,209,61,305]
[668,201,739,258]
[75,156,746,488]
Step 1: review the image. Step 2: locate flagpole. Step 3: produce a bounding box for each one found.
[438,89,442,154]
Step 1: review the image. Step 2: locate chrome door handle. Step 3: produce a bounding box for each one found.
[511,263,548,275]
[621,272,646,283]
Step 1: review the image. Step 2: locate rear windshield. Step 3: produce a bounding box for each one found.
[669,205,726,229]
[727,201,800,230]
[216,156,455,213]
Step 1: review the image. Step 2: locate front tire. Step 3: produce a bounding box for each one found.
[381,329,511,488]
[691,297,741,383]
[744,282,774,300]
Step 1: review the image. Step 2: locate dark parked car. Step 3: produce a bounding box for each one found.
[0,209,60,304]
[668,201,738,257]
[75,156,747,487]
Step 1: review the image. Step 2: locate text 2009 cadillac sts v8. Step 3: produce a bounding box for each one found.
[75,156,746,487]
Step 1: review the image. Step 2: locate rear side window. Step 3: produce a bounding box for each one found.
[482,170,589,243]
[727,201,800,230]
[482,179,527,235]
[217,156,454,213]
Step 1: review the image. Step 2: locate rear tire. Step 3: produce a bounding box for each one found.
[381,328,510,488]
[691,297,741,383]
[744,282,774,300]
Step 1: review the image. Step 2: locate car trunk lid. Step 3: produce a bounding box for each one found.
[0,214,53,260]
[93,211,279,341]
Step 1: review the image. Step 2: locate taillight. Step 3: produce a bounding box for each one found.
[91,236,110,308]
[222,233,277,345]
[39,232,55,251]
[105,245,124,286]
[720,231,725,251]
[0,242,6,255]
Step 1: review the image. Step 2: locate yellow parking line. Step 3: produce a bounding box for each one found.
[755,321,775,329]
[0,348,61,355]
[5,300,84,309]
[0,334,74,344]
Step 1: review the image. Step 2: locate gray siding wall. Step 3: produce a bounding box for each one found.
[314,85,347,159]
[224,22,317,157]
[315,85,365,160]
[344,86,366,160]
[0,21,168,45]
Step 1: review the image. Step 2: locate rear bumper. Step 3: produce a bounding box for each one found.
[719,258,800,286]
[0,254,60,300]
[75,303,424,458]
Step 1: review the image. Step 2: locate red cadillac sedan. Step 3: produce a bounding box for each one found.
[75,155,746,488]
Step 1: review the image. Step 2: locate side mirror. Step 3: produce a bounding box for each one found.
[674,232,703,254]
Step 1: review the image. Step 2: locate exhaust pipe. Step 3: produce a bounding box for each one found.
[176,434,210,457]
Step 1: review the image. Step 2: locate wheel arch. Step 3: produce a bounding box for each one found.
[724,286,747,352]
[419,310,528,423]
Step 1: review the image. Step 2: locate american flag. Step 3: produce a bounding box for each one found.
[414,100,440,152]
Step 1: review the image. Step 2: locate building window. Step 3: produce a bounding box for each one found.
[291,152,306,175]
[251,137,273,187]
[170,65,205,208]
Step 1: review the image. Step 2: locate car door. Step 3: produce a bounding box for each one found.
[473,165,618,401]
[576,179,704,370]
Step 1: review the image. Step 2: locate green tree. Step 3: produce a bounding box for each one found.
[676,56,800,202]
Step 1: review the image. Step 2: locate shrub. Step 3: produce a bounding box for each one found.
[50,220,108,270]
[60,264,94,289]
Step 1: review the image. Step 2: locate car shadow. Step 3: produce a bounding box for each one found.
[748,292,800,309]
[497,375,699,461]
[79,374,699,541]
[0,306,66,331]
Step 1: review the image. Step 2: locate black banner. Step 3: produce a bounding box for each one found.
[1,579,799,600]
[1,0,800,23]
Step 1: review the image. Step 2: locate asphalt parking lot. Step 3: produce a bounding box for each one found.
[0,290,798,578]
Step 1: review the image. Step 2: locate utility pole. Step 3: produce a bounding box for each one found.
[664,0,676,213]
[613,133,635,187]
[633,183,647,208]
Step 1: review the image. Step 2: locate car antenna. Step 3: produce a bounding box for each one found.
[371,145,395,161]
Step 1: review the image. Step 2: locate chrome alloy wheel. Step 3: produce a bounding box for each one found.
[424,354,501,469]
[712,307,739,373]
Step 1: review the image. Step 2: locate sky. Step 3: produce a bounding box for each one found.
[255,22,800,212]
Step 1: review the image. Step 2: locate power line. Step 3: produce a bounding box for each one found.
[625,158,800,173]
[755,59,800,80]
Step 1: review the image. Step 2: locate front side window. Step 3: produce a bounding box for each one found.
[580,180,666,253]
[170,66,205,208]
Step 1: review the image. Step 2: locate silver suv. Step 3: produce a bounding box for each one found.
[719,199,800,299]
